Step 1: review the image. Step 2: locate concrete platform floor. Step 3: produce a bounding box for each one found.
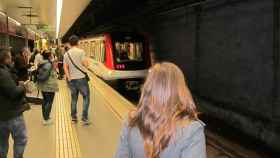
[6,74,262,158]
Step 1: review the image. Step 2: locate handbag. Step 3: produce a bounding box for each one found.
[24,81,43,105]
[67,53,90,82]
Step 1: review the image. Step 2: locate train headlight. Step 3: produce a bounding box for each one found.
[108,70,113,75]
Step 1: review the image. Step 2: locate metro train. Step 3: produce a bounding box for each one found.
[79,32,151,90]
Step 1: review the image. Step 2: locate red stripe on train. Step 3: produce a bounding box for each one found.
[104,33,114,70]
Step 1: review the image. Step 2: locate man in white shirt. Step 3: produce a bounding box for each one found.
[63,35,90,125]
[34,50,43,69]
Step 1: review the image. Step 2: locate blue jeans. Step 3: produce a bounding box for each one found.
[68,78,90,120]
[42,92,55,121]
[0,115,27,158]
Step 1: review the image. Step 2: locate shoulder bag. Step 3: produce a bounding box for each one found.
[67,53,90,82]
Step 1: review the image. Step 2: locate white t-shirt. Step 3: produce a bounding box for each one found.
[64,47,87,80]
[34,53,43,68]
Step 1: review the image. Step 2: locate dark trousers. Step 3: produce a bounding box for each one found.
[57,62,64,79]
[42,92,55,121]
[0,115,27,158]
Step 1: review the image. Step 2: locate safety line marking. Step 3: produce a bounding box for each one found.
[55,82,82,158]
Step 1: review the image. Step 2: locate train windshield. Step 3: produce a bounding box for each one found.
[111,33,150,70]
[114,42,144,63]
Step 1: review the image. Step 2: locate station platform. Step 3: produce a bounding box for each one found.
[6,73,268,158]
[7,74,134,158]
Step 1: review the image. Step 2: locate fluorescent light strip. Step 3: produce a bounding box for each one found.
[56,0,63,39]
[0,11,5,16]
[0,12,21,26]
[8,17,21,26]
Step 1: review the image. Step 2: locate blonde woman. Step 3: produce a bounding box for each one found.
[116,62,206,158]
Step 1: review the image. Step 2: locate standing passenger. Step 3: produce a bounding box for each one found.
[115,62,206,158]
[14,48,30,82]
[56,45,65,80]
[29,48,40,65]
[34,49,44,69]
[63,35,90,125]
[37,51,59,125]
[0,48,30,158]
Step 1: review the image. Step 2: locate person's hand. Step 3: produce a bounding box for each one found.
[67,77,71,82]
[18,81,25,87]
[19,81,32,93]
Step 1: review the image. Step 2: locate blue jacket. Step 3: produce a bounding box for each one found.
[115,119,206,158]
[37,61,59,92]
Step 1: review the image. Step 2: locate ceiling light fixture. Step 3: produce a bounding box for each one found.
[8,17,21,26]
[56,0,63,39]
[0,11,5,16]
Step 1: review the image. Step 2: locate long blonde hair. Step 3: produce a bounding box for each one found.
[129,62,198,158]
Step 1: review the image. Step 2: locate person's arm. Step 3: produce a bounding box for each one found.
[14,56,24,69]
[81,51,89,68]
[82,58,89,68]
[180,123,206,158]
[115,121,130,158]
[63,55,71,81]
[0,69,25,100]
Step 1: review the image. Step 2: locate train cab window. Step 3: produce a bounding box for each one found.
[114,42,143,63]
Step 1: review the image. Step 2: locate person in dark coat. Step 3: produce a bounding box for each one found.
[55,45,65,80]
[14,48,30,82]
[0,48,30,158]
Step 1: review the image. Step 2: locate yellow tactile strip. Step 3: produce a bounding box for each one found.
[55,82,82,158]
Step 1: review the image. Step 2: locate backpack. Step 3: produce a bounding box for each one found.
[36,62,52,83]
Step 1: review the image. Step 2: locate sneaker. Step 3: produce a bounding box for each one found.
[81,118,91,125]
[43,119,53,126]
[72,117,78,123]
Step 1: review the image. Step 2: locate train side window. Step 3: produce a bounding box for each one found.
[95,41,99,61]
[84,42,87,54]
[100,41,105,63]
[90,41,95,58]
[85,42,89,55]
[98,41,102,62]
[96,41,99,61]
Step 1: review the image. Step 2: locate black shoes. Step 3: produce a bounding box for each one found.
[71,117,78,123]
[71,117,91,125]
[81,118,91,125]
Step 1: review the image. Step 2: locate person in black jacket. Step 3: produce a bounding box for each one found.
[14,47,31,82]
[0,48,30,158]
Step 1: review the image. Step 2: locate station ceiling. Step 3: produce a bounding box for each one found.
[1,0,90,38]
[62,0,200,41]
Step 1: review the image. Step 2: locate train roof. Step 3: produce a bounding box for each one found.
[81,25,146,38]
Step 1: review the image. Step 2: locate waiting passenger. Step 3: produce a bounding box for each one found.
[0,48,30,158]
[14,47,31,82]
[37,51,59,125]
[34,49,44,69]
[64,35,91,125]
[56,45,65,80]
[115,62,206,158]
[29,48,40,64]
